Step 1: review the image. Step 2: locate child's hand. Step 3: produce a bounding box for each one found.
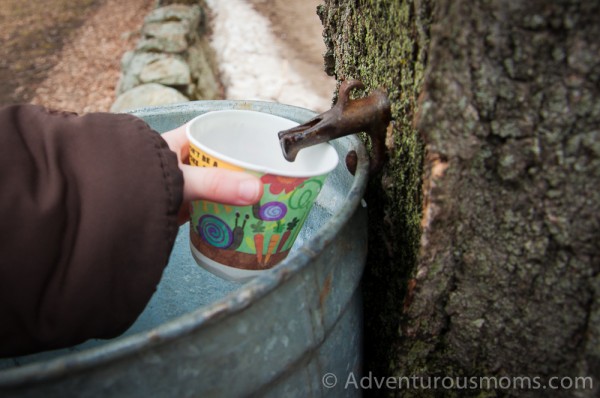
[162,124,263,225]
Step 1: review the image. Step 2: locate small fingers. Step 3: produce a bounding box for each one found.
[161,124,189,162]
[181,165,263,206]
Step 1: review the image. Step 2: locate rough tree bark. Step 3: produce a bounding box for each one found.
[319,0,600,397]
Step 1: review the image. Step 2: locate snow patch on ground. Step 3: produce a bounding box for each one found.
[205,0,331,112]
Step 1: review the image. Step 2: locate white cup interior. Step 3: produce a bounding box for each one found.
[186,110,339,177]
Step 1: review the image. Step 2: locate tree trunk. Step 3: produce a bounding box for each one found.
[320,0,600,396]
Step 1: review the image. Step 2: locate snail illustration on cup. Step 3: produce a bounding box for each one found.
[252,201,287,222]
[194,175,324,269]
[197,212,249,251]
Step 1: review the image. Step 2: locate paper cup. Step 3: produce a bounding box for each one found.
[186,110,339,282]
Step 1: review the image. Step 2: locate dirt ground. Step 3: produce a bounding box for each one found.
[0,0,102,105]
[0,0,331,113]
[0,0,154,112]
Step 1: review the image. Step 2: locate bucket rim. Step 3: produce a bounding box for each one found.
[0,100,370,386]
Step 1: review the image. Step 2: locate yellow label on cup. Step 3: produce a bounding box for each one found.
[189,143,243,172]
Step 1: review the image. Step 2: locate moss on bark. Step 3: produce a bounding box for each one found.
[319,0,432,382]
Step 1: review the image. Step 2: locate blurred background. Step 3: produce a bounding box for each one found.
[0,0,335,113]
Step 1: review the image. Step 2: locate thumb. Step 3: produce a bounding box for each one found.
[181,165,263,206]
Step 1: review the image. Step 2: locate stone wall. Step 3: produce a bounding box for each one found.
[111,3,222,112]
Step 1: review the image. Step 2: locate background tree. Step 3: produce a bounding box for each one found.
[319,0,600,396]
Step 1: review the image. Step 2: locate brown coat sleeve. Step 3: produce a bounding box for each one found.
[0,105,183,357]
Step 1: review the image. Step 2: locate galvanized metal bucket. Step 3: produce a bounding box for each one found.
[0,101,369,397]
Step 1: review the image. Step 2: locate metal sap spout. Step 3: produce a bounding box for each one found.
[278,79,392,174]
